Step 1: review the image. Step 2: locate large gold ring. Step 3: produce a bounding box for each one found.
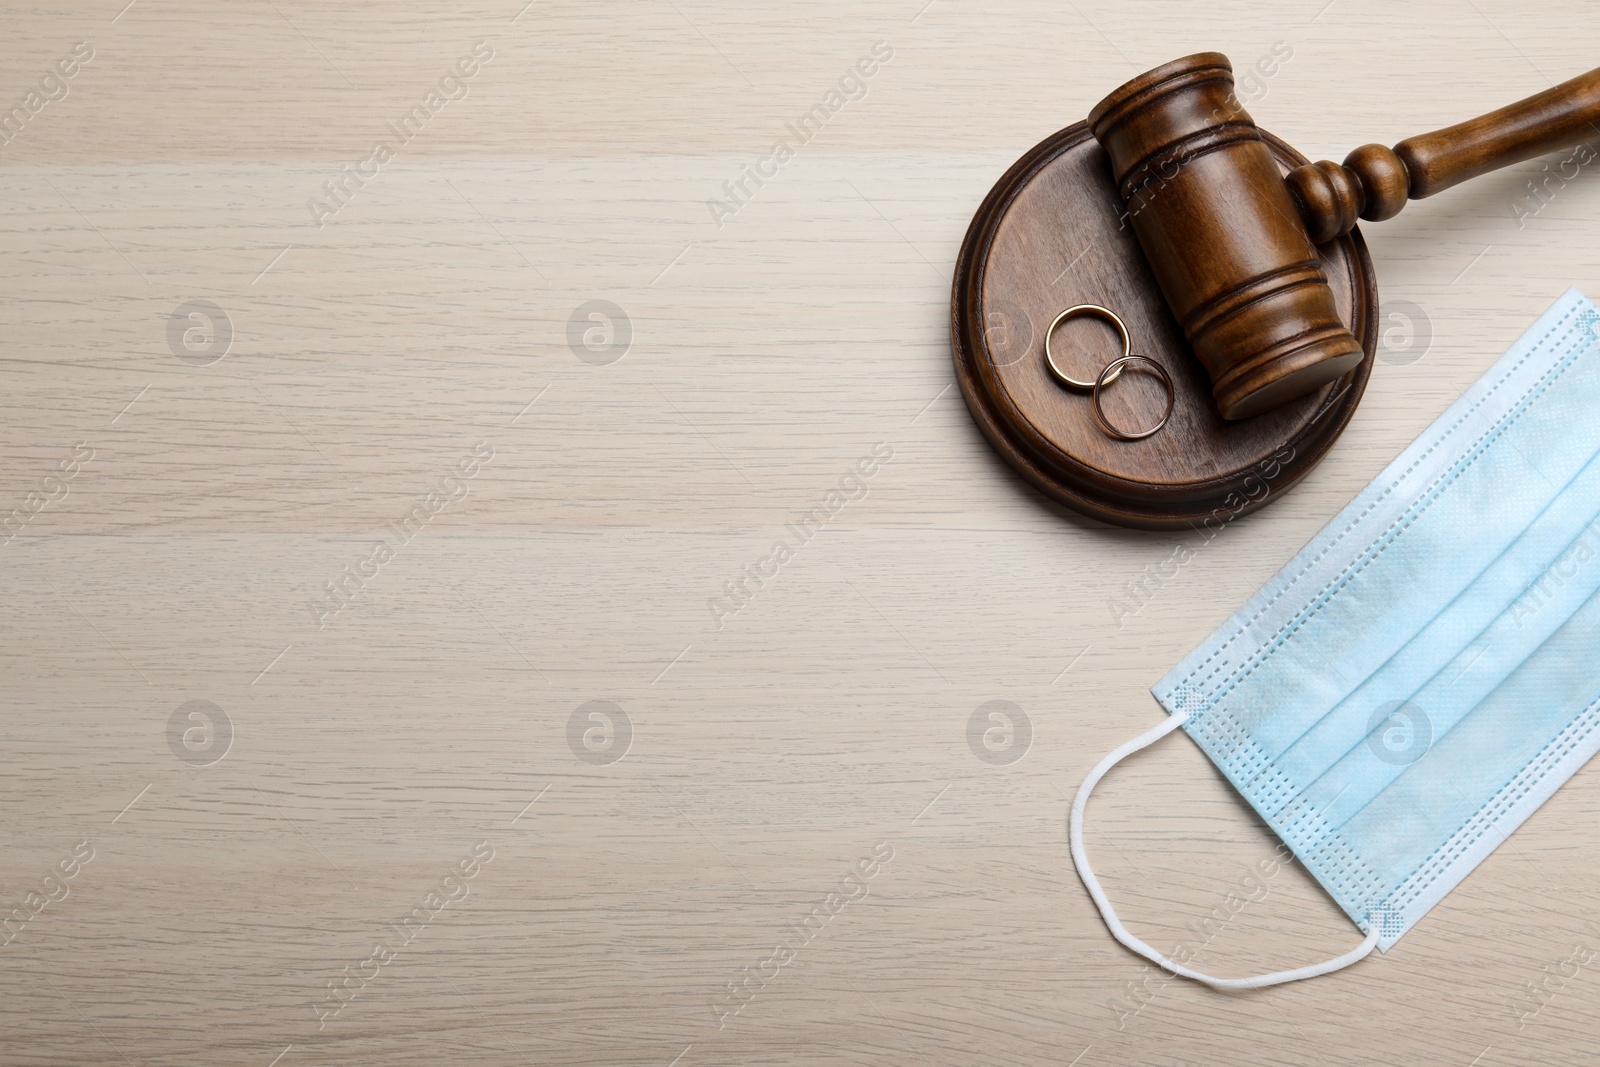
[1092,355,1174,441]
[1044,304,1130,391]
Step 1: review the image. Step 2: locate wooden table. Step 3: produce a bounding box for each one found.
[5,2,1600,1064]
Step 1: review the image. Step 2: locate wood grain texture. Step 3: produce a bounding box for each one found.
[5,2,1600,1066]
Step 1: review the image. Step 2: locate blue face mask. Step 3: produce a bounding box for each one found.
[1071,288,1600,989]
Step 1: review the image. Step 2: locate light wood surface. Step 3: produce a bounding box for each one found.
[6,2,1600,1065]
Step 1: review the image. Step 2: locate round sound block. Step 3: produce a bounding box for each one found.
[952,121,1378,531]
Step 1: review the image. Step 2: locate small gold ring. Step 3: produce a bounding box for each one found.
[1044,304,1130,391]
[1092,355,1174,441]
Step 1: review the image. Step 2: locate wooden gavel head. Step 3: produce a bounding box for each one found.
[1089,52,1363,420]
[1090,51,1600,419]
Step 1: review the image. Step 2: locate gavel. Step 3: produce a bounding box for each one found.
[1090,53,1600,419]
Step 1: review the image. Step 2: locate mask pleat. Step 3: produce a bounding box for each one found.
[1154,292,1600,946]
[1268,451,1600,818]
[1334,586,1600,899]
[1213,374,1600,803]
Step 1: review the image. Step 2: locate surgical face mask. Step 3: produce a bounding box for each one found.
[1072,288,1600,989]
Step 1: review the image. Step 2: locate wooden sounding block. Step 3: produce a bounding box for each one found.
[954,52,1600,529]
[952,120,1375,531]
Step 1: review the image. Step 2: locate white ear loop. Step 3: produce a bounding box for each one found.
[1069,709,1380,990]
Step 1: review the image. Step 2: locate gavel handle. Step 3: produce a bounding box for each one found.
[1288,66,1600,243]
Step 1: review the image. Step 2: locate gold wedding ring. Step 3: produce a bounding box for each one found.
[1092,355,1174,441]
[1044,304,1129,391]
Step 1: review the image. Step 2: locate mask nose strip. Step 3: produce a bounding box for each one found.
[1069,709,1382,990]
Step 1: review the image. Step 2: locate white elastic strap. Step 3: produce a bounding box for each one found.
[1069,709,1380,990]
